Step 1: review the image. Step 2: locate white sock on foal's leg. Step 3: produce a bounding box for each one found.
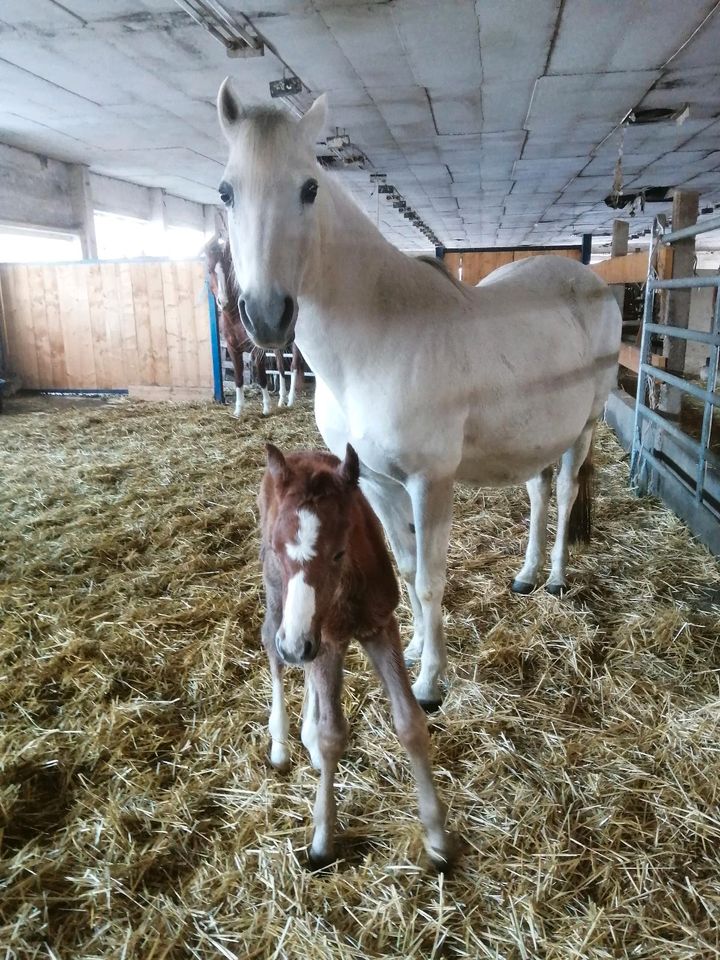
[233,387,245,418]
[268,670,290,769]
[288,370,297,407]
[261,386,271,415]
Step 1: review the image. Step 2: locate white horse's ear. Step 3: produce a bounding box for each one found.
[217,77,243,140]
[298,94,328,146]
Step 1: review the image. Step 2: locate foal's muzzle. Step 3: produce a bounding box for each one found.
[240,292,297,349]
[275,630,319,665]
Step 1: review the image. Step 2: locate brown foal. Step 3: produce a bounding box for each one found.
[258,442,453,869]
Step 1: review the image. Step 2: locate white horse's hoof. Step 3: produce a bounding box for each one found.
[510,578,535,594]
[269,741,290,770]
[307,844,337,871]
[545,580,567,597]
[232,408,243,419]
[412,676,444,712]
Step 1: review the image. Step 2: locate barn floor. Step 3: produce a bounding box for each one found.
[1,392,719,959]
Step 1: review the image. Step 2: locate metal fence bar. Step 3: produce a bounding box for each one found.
[643,322,720,346]
[636,404,720,473]
[640,364,720,408]
[630,232,659,488]
[661,213,720,245]
[648,276,720,290]
[695,289,720,502]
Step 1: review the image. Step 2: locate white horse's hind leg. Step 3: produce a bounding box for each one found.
[547,425,594,595]
[512,466,553,593]
[406,477,454,710]
[288,369,298,407]
[359,472,424,665]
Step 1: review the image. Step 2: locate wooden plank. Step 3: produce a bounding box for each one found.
[73,264,97,388]
[160,260,186,387]
[619,342,668,374]
[145,261,171,386]
[117,262,140,386]
[42,266,67,388]
[591,251,648,284]
[86,263,111,388]
[99,263,126,388]
[190,261,213,388]
[55,264,95,388]
[26,265,53,388]
[11,266,40,388]
[128,384,212,402]
[129,263,155,385]
[611,220,629,257]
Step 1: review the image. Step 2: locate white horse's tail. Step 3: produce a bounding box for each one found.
[568,427,595,544]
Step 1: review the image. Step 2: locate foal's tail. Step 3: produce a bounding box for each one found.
[568,429,595,544]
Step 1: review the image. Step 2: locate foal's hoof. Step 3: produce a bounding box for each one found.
[426,834,459,874]
[417,697,443,714]
[510,579,535,595]
[545,581,567,597]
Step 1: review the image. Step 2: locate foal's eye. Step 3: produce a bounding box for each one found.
[218,180,234,207]
[300,178,318,205]
[333,550,345,562]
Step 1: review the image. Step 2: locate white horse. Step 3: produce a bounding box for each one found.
[216,81,622,709]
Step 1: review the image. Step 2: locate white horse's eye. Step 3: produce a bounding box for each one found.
[218,180,234,207]
[300,178,318,205]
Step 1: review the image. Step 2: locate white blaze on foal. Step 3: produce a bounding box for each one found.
[286,508,320,563]
[280,508,320,659]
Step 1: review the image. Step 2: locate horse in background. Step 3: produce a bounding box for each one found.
[205,235,305,417]
[259,441,452,869]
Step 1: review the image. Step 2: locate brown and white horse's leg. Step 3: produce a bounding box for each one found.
[260,576,289,768]
[405,476,454,710]
[288,345,304,406]
[362,624,452,869]
[225,339,246,418]
[301,643,347,867]
[275,350,288,407]
[252,347,272,415]
[511,466,553,594]
[359,471,424,664]
[546,423,594,595]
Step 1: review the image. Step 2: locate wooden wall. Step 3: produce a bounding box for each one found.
[0,259,213,393]
[443,247,582,286]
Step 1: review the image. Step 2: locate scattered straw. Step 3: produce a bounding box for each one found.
[1,390,719,959]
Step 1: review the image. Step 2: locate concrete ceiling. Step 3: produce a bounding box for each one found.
[2,0,720,251]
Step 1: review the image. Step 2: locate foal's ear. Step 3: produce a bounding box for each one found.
[338,444,360,488]
[298,94,328,147]
[217,77,244,140]
[265,443,290,484]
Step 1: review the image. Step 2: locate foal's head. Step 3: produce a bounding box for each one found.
[262,443,359,665]
[216,79,328,348]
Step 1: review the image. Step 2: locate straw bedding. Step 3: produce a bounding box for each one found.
[1,391,719,960]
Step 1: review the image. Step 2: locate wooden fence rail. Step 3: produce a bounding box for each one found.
[0,258,213,395]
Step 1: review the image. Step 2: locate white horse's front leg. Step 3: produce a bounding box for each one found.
[288,369,298,407]
[359,472,424,665]
[406,476,454,710]
[512,466,552,594]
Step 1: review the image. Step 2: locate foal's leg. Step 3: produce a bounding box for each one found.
[359,472,424,665]
[275,350,288,407]
[406,476,455,710]
[288,345,304,406]
[301,643,348,867]
[253,347,271,415]
[362,623,452,869]
[260,577,289,768]
[546,424,594,595]
[511,466,553,594]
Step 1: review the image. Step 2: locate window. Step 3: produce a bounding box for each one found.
[94,211,156,259]
[0,224,82,263]
[164,226,208,259]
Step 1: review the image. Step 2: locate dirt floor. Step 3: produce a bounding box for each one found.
[1,390,719,959]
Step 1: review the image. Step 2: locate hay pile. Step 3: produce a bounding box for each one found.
[1,390,719,959]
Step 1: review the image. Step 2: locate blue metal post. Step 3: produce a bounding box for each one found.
[207,282,225,404]
[581,233,592,265]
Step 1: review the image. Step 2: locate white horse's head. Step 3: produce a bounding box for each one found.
[216,78,327,348]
